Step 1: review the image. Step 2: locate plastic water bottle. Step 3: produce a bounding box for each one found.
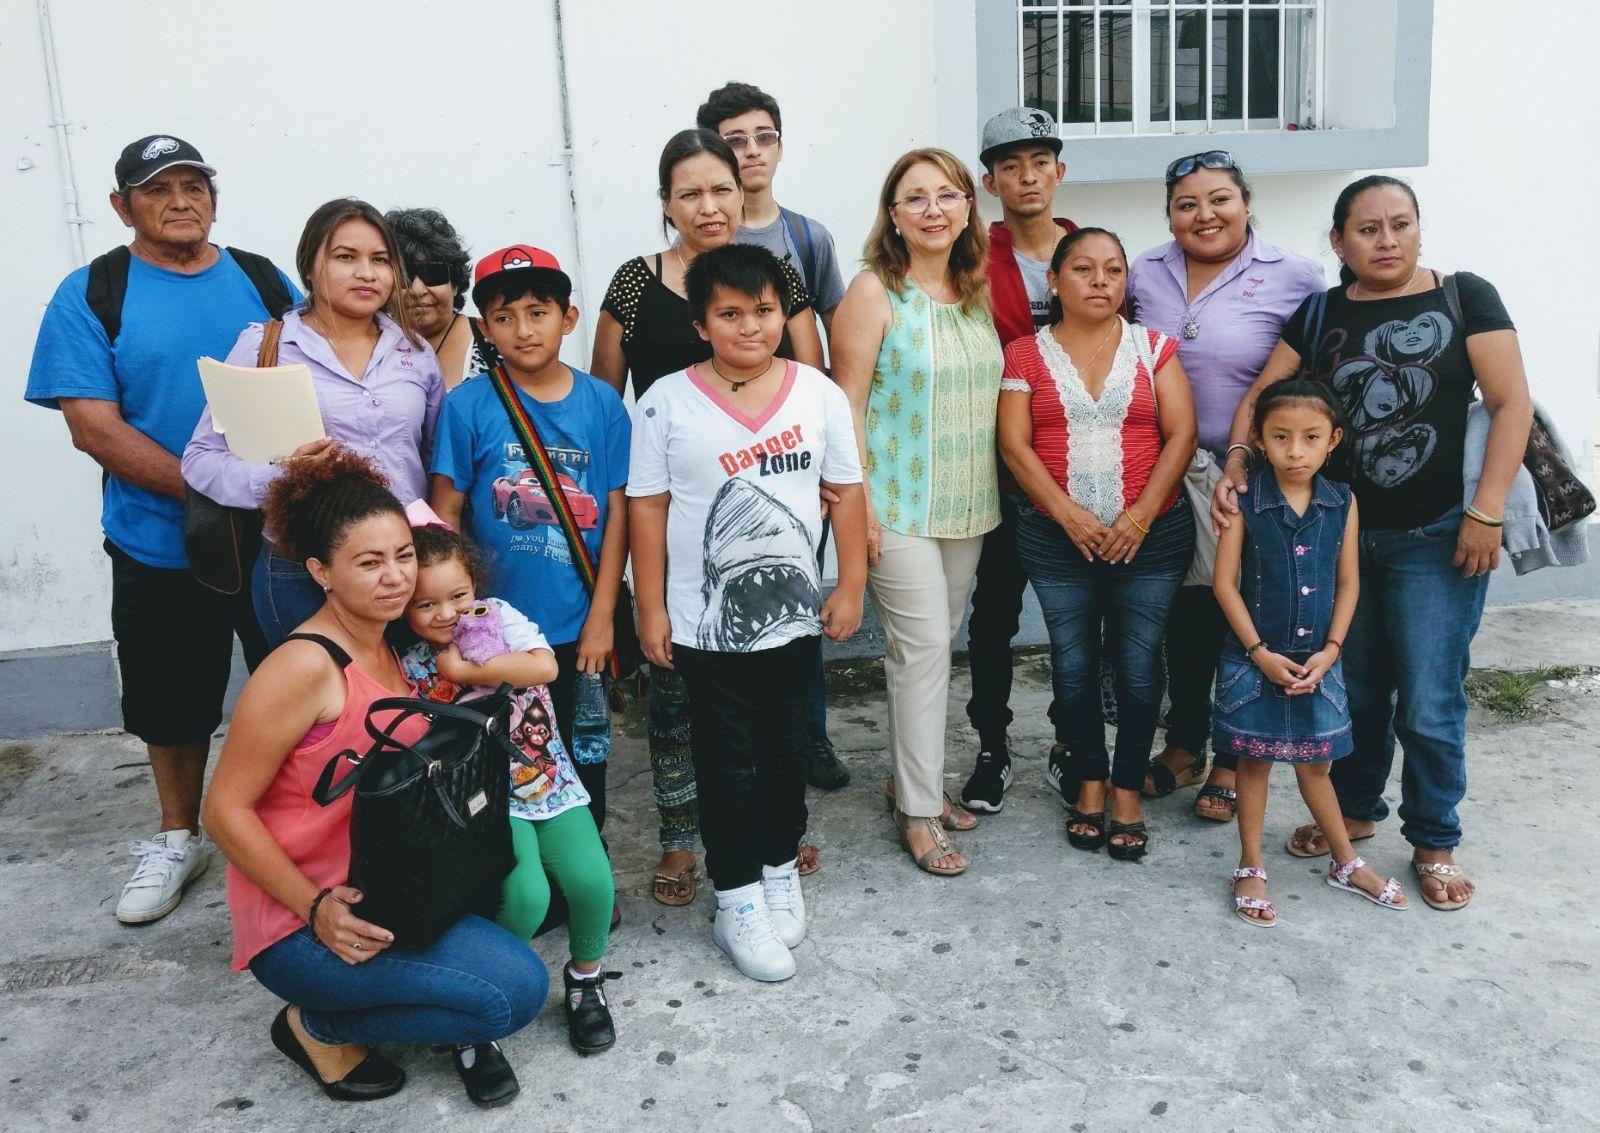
[570,671,611,765]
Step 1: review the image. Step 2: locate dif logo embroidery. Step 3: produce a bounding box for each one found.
[1240,276,1266,300]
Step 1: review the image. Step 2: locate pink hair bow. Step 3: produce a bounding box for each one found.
[404,498,453,531]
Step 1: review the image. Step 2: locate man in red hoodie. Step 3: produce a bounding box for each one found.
[958,107,1079,815]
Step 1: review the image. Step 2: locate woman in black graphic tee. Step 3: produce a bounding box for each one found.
[1211,176,1532,914]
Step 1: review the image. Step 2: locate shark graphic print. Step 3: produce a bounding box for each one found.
[696,478,822,651]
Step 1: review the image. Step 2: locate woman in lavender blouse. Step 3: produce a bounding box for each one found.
[1126,152,1325,823]
[183,198,443,648]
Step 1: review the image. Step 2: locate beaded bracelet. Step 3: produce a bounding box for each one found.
[306,886,334,942]
[1123,510,1150,535]
[1464,505,1504,528]
[1224,443,1254,469]
[1245,640,1268,658]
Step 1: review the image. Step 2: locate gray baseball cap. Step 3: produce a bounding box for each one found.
[979,107,1063,168]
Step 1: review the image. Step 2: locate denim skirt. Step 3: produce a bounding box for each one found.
[1210,644,1353,763]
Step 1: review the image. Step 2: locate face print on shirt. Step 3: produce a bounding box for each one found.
[1329,310,1454,488]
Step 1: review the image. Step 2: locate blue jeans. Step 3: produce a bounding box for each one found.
[1331,506,1488,850]
[1016,497,1193,792]
[250,916,548,1047]
[252,545,326,650]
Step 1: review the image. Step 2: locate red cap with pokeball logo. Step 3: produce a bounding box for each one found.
[471,244,571,311]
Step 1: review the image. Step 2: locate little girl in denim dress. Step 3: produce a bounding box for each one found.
[1212,379,1408,926]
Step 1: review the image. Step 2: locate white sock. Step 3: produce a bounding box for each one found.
[715,881,763,910]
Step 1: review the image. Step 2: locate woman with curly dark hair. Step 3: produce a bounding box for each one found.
[386,206,494,388]
[202,450,547,1108]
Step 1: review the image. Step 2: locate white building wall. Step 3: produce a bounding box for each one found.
[2,0,1594,653]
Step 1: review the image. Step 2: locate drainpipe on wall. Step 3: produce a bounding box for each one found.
[551,0,592,360]
[37,0,90,267]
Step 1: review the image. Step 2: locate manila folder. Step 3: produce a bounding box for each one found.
[196,357,324,463]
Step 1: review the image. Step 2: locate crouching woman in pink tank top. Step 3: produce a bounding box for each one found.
[201,450,546,1109]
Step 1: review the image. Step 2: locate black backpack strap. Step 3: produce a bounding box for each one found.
[1301,288,1330,375]
[225,247,295,318]
[1441,272,1464,329]
[84,246,133,346]
[284,632,353,670]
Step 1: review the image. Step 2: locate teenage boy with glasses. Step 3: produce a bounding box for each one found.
[695,81,852,794]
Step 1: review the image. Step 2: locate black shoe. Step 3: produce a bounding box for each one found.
[1108,819,1150,862]
[1065,807,1108,852]
[802,737,851,791]
[564,968,618,1055]
[269,1006,406,1102]
[960,747,1013,813]
[452,1042,520,1107]
[1046,744,1080,808]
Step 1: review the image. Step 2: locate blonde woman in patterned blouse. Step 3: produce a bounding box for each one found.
[831,148,1002,877]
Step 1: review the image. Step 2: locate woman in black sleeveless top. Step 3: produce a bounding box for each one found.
[590,130,822,907]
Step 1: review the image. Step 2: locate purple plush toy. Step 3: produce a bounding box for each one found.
[453,601,510,665]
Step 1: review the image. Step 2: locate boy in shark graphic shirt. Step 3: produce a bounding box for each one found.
[628,245,867,983]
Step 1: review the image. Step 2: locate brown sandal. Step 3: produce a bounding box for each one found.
[797,842,821,876]
[895,811,967,877]
[651,864,696,906]
[883,779,978,832]
[1414,860,1472,911]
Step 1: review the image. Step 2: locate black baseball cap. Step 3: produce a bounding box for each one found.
[114,135,217,189]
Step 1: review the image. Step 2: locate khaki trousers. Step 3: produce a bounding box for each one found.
[868,526,986,818]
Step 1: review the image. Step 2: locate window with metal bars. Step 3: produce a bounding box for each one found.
[1018,0,1322,136]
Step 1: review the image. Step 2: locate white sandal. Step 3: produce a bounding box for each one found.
[1327,856,1407,909]
[1414,860,1472,911]
[1231,867,1276,927]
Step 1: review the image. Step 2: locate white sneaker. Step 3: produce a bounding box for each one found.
[115,829,210,924]
[761,859,806,948]
[711,886,795,983]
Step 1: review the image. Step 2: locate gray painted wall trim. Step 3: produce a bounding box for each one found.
[973,0,1433,181]
[4,523,1594,742]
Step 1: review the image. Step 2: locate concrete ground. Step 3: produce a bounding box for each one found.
[2,600,1598,1132]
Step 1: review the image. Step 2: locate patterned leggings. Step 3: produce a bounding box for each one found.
[649,666,699,852]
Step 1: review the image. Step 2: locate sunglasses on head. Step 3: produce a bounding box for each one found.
[407,260,455,288]
[1165,150,1237,181]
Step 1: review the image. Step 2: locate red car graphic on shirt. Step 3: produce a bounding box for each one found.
[490,469,600,530]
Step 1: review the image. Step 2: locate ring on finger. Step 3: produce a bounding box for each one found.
[353,937,363,951]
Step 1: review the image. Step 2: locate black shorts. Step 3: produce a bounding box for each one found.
[106,539,269,746]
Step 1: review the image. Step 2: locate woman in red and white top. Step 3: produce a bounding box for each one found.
[998,227,1197,861]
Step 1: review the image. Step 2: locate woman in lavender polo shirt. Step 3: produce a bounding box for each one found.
[184,198,443,648]
[1127,151,1325,822]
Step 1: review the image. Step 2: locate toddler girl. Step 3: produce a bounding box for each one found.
[400,502,619,1051]
[1212,380,1408,925]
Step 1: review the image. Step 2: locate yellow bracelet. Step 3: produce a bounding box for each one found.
[1123,509,1150,535]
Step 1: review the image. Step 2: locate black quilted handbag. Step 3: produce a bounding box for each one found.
[312,687,523,949]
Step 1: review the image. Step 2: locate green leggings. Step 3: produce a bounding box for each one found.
[497,807,614,964]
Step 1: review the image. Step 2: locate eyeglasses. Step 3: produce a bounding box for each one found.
[407,260,455,288]
[1165,150,1237,182]
[892,190,971,215]
[722,129,781,151]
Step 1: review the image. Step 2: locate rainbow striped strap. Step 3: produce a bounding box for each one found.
[486,365,622,680]
[486,365,601,593]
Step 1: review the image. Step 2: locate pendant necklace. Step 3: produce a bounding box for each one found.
[1181,295,1217,340]
[1353,265,1422,300]
[708,357,773,394]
